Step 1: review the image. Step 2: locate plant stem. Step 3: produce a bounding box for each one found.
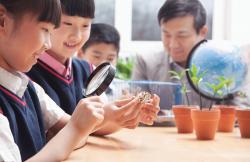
[209,93,216,110]
[199,93,202,110]
[197,84,202,110]
[209,100,213,110]
[226,87,229,105]
[185,93,190,106]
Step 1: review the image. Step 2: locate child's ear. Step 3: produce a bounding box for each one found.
[0,4,7,29]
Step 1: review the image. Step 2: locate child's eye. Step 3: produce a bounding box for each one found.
[42,28,49,33]
[83,25,90,28]
[63,22,72,26]
[108,59,114,62]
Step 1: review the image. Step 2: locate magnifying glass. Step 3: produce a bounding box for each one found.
[83,62,116,97]
[185,39,248,101]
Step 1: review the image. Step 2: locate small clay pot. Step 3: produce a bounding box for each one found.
[236,109,250,138]
[213,105,236,132]
[191,108,220,140]
[173,105,197,133]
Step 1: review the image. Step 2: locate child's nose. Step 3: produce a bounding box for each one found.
[44,35,52,50]
[71,27,82,41]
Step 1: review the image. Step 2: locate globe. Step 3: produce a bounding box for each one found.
[188,40,248,99]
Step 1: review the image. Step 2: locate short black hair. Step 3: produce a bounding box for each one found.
[60,0,95,18]
[0,0,61,28]
[82,23,120,54]
[158,0,206,33]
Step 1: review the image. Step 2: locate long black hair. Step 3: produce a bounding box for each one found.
[0,0,61,28]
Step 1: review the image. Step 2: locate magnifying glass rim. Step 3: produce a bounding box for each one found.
[85,62,116,96]
[185,39,232,101]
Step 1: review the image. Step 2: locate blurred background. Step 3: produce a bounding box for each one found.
[92,0,250,79]
[94,0,249,53]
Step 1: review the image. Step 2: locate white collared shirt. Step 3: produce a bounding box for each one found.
[0,67,66,162]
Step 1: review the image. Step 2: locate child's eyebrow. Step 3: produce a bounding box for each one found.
[93,51,102,55]
[108,53,116,57]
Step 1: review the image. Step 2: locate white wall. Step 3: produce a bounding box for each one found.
[213,0,250,45]
[114,0,163,57]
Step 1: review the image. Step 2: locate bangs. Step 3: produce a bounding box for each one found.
[37,0,62,28]
[1,0,61,28]
[61,0,95,18]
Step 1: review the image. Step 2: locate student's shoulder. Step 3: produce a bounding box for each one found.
[72,58,91,67]
[72,58,93,73]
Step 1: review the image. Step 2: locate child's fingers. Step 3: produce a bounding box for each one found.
[117,103,143,125]
[116,97,141,114]
[142,109,158,120]
[142,103,160,114]
[94,107,104,115]
[93,110,104,120]
[140,114,155,125]
[85,96,105,104]
[76,101,103,111]
[121,114,140,129]
[151,94,160,106]
[114,97,134,107]
[144,111,158,120]
[91,108,104,131]
[88,102,104,108]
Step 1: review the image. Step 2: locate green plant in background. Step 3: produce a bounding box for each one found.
[116,57,134,80]
[206,81,225,110]
[169,69,190,106]
[217,76,233,97]
[188,64,207,110]
[206,76,234,110]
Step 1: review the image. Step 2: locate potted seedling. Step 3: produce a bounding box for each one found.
[235,92,250,138]
[209,76,236,132]
[169,70,197,133]
[189,64,221,140]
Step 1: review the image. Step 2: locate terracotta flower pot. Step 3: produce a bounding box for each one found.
[173,105,197,133]
[191,108,220,140]
[214,105,236,132]
[236,109,250,138]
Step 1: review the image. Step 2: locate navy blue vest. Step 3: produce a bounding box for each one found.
[0,82,46,161]
[27,59,92,115]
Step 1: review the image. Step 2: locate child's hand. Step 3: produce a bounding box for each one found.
[70,96,104,135]
[103,96,144,129]
[139,94,160,125]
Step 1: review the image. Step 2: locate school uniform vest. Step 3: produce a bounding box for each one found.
[27,59,92,115]
[0,82,46,161]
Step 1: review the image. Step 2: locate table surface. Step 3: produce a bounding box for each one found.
[63,127,250,162]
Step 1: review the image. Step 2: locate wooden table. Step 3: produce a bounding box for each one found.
[63,127,250,162]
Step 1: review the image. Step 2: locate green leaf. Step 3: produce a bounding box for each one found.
[168,70,180,77]
[170,76,181,80]
[168,69,190,101]
[115,57,134,80]
[191,64,197,76]
[217,90,223,97]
